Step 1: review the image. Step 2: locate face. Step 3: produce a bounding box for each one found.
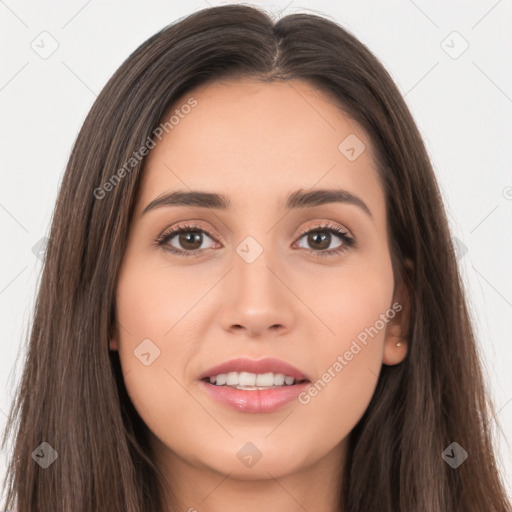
[110,79,409,488]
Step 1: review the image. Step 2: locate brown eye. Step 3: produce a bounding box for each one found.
[157,224,217,256]
[294,223,355,258]
[296,229,345,252]
[176,230,204,251]
[303,231,335,251]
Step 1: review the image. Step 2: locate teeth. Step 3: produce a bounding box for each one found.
[208,371,299,388]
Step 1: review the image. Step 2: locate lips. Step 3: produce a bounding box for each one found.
[198,357,311,382]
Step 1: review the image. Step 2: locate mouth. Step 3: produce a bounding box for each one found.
[198,360,312,413]
[198,357,311,390]
[201,372,310,391]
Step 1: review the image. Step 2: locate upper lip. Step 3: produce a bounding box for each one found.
[199,357,311,382]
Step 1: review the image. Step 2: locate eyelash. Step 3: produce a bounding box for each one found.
[153,221,355,258]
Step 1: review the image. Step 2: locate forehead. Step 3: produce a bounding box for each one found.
[137,79,384,218]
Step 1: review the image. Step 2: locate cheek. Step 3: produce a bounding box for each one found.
[115,258,210,342]
[299,254,394,348]
[331,279,393,353]
[114,260,202,450]
[296,259,394,431]
[113,259,181,401]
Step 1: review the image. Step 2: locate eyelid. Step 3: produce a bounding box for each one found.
[157,221,222,245]
[295,220,353,240]
[157,219,353,242]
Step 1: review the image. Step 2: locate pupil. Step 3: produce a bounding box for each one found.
[180,231,202,249]
[309,231,329,250]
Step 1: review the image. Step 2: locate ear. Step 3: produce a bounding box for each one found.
[382,259,413,366]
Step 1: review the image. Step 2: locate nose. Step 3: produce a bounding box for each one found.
[218,246,295,338]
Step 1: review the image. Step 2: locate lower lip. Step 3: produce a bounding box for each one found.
[200,380,310,413]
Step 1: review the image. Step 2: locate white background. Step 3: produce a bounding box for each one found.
[1,0,511,501]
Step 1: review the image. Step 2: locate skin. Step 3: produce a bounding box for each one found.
[110,78,410,512]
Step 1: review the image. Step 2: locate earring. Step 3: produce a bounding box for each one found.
[396,342,402,347]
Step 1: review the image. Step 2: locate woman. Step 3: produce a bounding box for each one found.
[2,4,510,511]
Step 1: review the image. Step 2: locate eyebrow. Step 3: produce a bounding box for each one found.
[142,188,373,218]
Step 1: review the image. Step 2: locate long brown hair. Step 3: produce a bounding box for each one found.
[2,5,510,511]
